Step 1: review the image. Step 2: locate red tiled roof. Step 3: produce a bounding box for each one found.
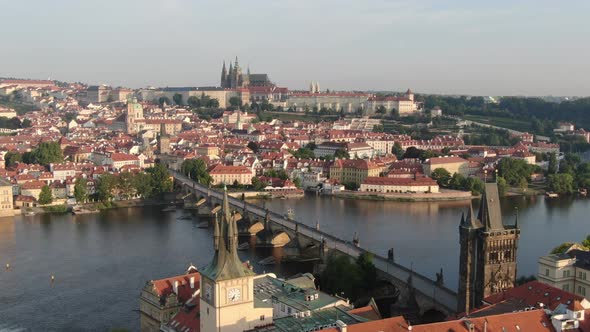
[151,271,200,304]
[484,280,585,311]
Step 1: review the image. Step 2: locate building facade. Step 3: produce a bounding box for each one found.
[538,247,590,297]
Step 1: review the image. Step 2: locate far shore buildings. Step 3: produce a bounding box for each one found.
[0,178,14,217]
[423,156,469,177]
[209,164,253,185]
[360,176,439,194]
[329,159,381,186]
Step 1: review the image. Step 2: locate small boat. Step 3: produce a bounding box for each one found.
[197,221,209,228]
[24,210,35,217]
[162,206,176,212]
[237,242,250,251]
[579,189,588,197]
[545,192,559,198]
[177,215,193,220]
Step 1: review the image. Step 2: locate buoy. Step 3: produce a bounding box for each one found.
[5,263,10,270]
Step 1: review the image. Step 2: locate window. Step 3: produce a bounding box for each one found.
[280,303,285,312]
[545,269,550,276]
[563,284,570,292]
[287,307,292,315]
[260,315,265,321]
[563,271,567,278]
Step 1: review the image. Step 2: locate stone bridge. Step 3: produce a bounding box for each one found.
[173,171,458,315]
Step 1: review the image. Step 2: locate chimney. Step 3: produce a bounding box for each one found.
[335,320,347,332]
[190,276,195,289]
[173,280,179,294]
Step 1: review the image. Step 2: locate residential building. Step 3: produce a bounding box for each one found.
[360,176,439,194]
[423,156,469,177]
[539,246,590,297]
[209,164,253,185]
[329,159,381,186]
[0,178,14,217]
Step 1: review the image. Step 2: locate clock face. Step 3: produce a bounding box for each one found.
[205,284,212,300]
[227,287,241,303]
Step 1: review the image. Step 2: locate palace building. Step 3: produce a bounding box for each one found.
[220,57,273,89]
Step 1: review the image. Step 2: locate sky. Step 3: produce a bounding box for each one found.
[1,0,589,96]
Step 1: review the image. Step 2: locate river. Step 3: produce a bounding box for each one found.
[0,195,589,331]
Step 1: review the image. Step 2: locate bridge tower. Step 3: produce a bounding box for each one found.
[458,183,520,314]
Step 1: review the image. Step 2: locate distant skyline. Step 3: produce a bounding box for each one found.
[1,0,589,96]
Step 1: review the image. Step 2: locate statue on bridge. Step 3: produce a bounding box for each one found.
[435,268,444,286]
[387,248,395,263]
[352,232,360,247]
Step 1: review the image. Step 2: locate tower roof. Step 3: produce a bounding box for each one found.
[461,202,482,229]
[201,186,255,281]
[478,183,504,230]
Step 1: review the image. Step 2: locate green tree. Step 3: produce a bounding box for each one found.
[497,177,508,196]
[172,93,183,105]
[518,177,528,193]
[181,159,213,185]
[4,151,22,167]
[356,252,378,290]
[96,173,117,202]
[158,96,171,107]
[74,178,88,203]
[497,158,533,186]
[334,149,350,159]
[251,177,267,191]
[187,96,201,108]
[247,141,259,153]
[118,171,136,200]
[392,142,404,159]
[147,164,173,195]
[547,173,575,194]
[133,172,154,199]
[320,255,362,300]
[26,141,64,166]
[551,242,576,254]
[38,185,53,205]
[229,96,242,107]
[293,177,302,189]
[548,152,558,175]
[431,168,451,187]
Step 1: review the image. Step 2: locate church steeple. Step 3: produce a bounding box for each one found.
[477,183,504,230]
[201,186,255,281]
[221,61,227,87]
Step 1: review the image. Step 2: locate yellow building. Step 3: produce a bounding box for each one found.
[360,176,439,194]
[209,165,253,186]
[329,159,381,186]
[199,188,273,332]
[422,156,469,177]
[196,144,220,158]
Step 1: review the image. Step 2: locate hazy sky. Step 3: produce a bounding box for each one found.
[1,0,589,96]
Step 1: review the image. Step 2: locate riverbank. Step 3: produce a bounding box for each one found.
[24,197,175,216]
[331,189,472,202]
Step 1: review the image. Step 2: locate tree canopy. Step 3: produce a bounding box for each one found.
[38,185,53,205]
[181,159,213,185]
[23,141,64,166]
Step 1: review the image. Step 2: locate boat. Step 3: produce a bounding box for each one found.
[24,210,36,217]
[579,188,588,197]
[72,206,99,215]
[545,192,559,198]
[177,215,193,220]
[162,206,177,212]
[237,242,250,251]
[197,221,209,228]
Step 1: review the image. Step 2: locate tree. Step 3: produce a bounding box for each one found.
[392,142,404,159]
[356,252,378,290]
[4,151,22,167]
[402,146,422,159]
[320,255,362,300]
[96,173,117,202]
[181,159,213,185]
[229,96,242,107]
[251,177,267,191]
[25,141,64,166]
[547,173,575,194]
[431,168,451,187]
[290,148,314,160]
[133,172,154,199]
[158,96,171,107]
[334,149,350,159]
[551,242,576,254]
[187,96,201,108]
[497,158,533,186]
[497,177,508,196]
[247,142,259,153]
[74,178,88,203]
[117,171,136,200]
[518,177,528,193]
[293,177,302,189]
[548,152,558,175]
[147,164,173,195]
[38,185,53,205]
[21,118,32,128]
[172,93,183,105]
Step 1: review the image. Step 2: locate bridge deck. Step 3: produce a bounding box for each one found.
[173,172,458,313]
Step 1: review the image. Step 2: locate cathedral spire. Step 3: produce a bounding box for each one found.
[221,61,227,87]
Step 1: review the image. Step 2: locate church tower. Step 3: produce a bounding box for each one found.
[158,123,170,155]
[458,183,519,314]
[221,61,227,88]
[200,187,272,332]
[126,97,143,135]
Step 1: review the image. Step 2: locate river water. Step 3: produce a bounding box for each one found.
[0,195,589,331]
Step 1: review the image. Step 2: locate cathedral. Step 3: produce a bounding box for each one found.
[220,57,273,89]
[458,182,520,314]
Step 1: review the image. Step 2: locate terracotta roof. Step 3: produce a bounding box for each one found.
[151,271,200,304]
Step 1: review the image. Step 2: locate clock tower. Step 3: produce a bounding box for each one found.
[200,187,271,332]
